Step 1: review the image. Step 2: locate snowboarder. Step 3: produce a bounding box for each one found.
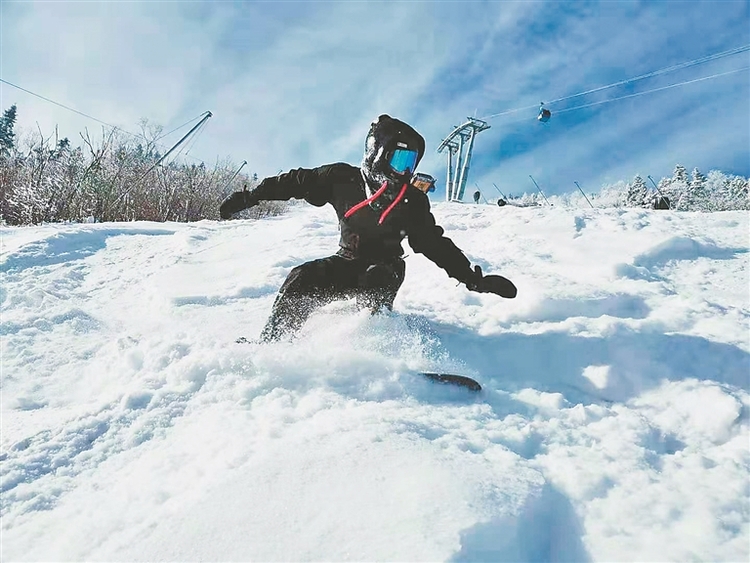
[220,114,516,342]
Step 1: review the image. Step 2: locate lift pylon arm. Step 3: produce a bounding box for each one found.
[437,118,490,201]
[436,118,490,153]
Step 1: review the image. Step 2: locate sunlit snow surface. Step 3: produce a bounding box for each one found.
[2,203,748,562]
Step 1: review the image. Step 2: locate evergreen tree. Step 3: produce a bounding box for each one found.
[0,104,17,157]
[51,137,71,160]
[685,167,708,211]
[726,176,749,210]
[690,167,706,189]
[673,164,688,183]
[626,175,649,207]
[670,164,691,210]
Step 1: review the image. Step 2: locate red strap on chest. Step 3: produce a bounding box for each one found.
[344,180,408,225]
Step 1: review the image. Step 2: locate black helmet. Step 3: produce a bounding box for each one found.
[361,115,425,208]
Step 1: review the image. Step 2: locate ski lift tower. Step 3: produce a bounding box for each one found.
[437,117,490,202]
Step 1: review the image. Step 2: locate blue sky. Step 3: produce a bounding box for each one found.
[2,1,748,200]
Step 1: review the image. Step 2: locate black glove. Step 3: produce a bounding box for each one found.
[465,265,518,299]
[219,187,260,219]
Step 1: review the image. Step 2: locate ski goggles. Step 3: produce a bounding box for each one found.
[389,148,418,174]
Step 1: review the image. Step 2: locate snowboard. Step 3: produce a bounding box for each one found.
[420,372,482,391]
[234,338,481,391]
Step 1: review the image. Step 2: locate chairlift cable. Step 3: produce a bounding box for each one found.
[546,43,749,108]
[478,65,747,126]
[554,66,748,115]
[479,43,750,121]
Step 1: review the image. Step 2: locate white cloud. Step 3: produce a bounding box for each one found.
[2,1,747,197]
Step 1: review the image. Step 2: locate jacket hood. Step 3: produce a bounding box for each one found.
[361,114,426,209]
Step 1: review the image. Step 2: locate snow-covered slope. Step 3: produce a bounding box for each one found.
[2,202,748,562]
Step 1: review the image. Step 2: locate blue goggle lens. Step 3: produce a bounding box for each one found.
[389,149,418,174]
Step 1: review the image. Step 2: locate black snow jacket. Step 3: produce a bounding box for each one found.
[250,163,475,284]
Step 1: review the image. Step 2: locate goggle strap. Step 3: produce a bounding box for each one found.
[378,182,409,225]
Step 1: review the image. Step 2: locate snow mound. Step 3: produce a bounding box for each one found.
[2,205,748,561]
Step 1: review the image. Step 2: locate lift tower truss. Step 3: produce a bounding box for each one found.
[436,118,490,202]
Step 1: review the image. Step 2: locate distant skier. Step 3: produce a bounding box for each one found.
[220,114,516,342]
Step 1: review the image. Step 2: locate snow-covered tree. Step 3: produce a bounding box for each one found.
[0,112,276,225]
[664,165,690,210]
[518,191,542,206]
[691,167,706,190]
[0,105,17,157]
[673,164,688,183]
[723,175,749,210]
[626,175,649,207]
[654,177,674,209]
[550,167,746,212]
[592,181,628,208]
[681,167,708,211]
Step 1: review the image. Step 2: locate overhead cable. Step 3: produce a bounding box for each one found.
[554,66,749,115]
[1,77,128,132]
[0,77,214,166]
[480,43,750,121]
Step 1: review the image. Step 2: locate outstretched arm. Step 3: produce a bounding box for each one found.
[250,167,332,203]
[220,166,335,219]
[407,210,474,284]
[407,197,516,298]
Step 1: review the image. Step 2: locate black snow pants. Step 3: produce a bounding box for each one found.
[260,254,406,342]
